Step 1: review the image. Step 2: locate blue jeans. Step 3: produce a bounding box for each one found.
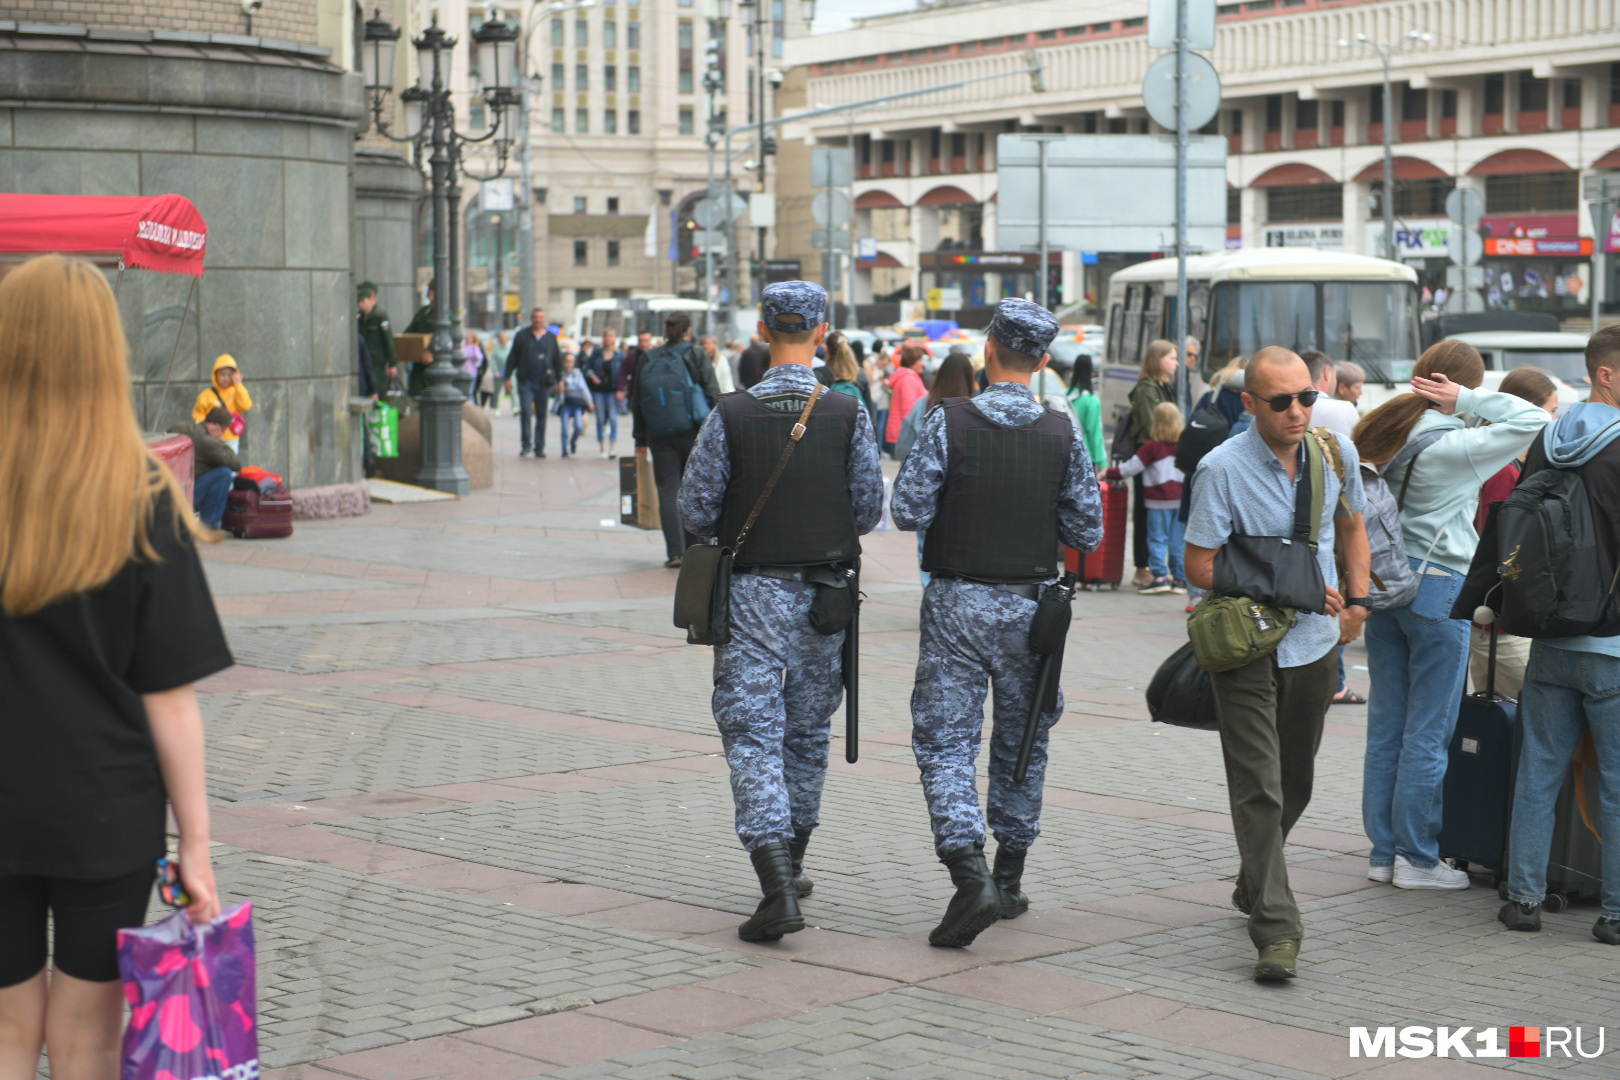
[1362,559,1470,868]
[558,404,587,453]
[1145,507,1185,581]
[1508,643,1620,917]
[193,466,234,529]
[517,382,550,452]
[592,392,618,444]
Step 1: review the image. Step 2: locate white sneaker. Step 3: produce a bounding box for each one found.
[1392,855,1469,890]
[1367,862,1393,884]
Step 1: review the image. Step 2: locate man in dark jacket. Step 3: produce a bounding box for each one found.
[737,334,771,389]
[504,306,563,457]
[357,281,396,394]
[169,407,242,529]
[631,312,723,566]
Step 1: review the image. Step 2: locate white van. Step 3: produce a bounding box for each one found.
[1450,330,1590,409]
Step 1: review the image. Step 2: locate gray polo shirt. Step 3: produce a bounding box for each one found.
[1185,425,1366,668]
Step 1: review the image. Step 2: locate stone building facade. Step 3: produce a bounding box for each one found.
[783,0,1620,325]
[0,2,373,490]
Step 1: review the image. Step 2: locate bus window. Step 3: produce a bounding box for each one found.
[1322,282,1419,385]
[1143,285,1163,351]
[1106,302,1125,366]
[1122,285,1143,368]
[1206,282,1318,363]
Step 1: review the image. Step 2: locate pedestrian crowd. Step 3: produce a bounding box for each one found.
[8,250,1620,1080]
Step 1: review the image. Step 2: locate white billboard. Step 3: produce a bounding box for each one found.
[996,134,1227,255]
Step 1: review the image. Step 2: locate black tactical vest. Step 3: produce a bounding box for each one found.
[716,386,861,567]
[922,399,1072,583]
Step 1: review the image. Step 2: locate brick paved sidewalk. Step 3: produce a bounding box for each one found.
[140,411,1611,1080]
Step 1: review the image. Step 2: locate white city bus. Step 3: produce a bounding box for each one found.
[569,296,710,344]
[1100,249,1422,444]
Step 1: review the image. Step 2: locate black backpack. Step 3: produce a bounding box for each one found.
[1496,452,1620,638]
[1175,394,1229,477]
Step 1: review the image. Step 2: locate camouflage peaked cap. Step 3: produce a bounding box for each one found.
[986,297,1060,358]
[760,280,827,333]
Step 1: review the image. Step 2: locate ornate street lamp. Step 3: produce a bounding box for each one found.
[363,9,520,494]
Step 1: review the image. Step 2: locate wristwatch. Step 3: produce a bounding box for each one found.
[1344,597,1371,609]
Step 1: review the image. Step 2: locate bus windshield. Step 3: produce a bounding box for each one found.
[1206,281,1419,385]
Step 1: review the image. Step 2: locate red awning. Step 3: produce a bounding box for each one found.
[1251,163,1336,187]
[0,193,208,276]
[1353,156,1448,183]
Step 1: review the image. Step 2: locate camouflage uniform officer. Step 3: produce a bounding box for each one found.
[891,297,1103,947]
[357,281,397,394]
[678,281,884,942]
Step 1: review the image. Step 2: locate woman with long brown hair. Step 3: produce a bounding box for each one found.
[1126,339,1178,586]
[1352,339,1549,892]
[0,255,231,1078]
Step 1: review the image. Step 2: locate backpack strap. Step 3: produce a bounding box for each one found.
[1299,433,1325,546]
[1387,428,1448,512]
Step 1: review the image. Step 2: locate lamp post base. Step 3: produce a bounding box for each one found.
[415,361,470,495]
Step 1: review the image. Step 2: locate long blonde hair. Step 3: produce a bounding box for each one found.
[0,255,203,616]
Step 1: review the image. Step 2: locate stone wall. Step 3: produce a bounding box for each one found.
[0,26,366,490]
[354,149,424,341]
[0,1,319,46]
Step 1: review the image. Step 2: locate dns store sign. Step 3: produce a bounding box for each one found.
[1350,1026,1605,1059]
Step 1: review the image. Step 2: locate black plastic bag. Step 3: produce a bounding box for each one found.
[1146,643,1219,731]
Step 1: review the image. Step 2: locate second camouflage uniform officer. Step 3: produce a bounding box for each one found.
[678,281,884,941]
[892,297,1103,947]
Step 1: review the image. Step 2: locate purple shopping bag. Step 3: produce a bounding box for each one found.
[117,902,259,1080]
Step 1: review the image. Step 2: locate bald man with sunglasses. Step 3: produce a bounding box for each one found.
[1183,346,1372,982]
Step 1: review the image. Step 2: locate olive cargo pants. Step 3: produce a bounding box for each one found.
[1211,647,1337,948]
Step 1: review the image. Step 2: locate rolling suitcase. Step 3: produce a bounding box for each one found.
[1436,633,1519,882]
[1065,479,1127,590]
[1440,624,1606,904]
[222,485,293,539]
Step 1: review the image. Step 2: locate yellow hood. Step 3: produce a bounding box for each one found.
[211,354,239,391]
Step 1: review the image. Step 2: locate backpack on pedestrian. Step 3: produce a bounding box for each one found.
[1353,428,1447,610]
[1173,394,1229,478]
[1487,438,1620,638]
[637,344,710,439]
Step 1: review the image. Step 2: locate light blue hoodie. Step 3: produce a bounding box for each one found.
[1538,401,1620,656]
[1391,386,1552,574]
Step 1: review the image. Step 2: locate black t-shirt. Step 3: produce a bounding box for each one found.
[0,492,232,878]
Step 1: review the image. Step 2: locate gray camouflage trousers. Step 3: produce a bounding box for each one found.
[713,574,844,852]
[912,578,1064,858]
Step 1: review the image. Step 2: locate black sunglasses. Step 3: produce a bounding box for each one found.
[1250,390,1320,412]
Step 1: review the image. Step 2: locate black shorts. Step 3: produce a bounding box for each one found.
[0,867,155,985]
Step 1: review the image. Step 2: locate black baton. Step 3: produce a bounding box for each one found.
[1016,574,1075,784]
[843,566,860,763]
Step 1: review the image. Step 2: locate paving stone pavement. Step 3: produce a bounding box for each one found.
[85,411,1619,1080]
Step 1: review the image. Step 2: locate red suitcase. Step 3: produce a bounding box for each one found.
[1066,480,1127,589]
[222,487,294,539]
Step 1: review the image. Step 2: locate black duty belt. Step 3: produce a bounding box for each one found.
[734,564,845,585]
[931,574,1043,601]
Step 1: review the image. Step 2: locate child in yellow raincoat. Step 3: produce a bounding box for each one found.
[193,354,252,451]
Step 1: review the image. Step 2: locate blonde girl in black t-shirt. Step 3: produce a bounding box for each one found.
[0,254,233,1078]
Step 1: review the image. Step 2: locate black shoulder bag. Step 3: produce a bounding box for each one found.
[1211,434,1329,613]
[673,386,826,646]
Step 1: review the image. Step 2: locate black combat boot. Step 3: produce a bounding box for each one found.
[992,845,1029,920]
[737,842,805,942]
[788,828,814,897]
[929,843,1002,947]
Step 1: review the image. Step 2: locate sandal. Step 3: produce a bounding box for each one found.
[1331,688,1367,705]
